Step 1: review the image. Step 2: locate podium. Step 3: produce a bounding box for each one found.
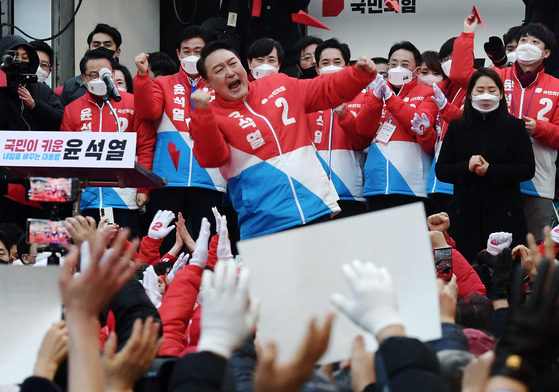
[0,131,166,189]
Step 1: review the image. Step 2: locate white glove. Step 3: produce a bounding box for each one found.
[189,217,211,269]
[373,79,392,101]
[167,252,190,283]
[552,225,559,244]
[197,262,259,358]
[211,206,222,233]
[431,83,447,110]
[217,215,235,265]
[148,210,176,239]
[410,113,430,136]
[143,265,162,309]
[486,232,513,256]
[79,240,91,272]
[366,73,385,92]
[331,260,403,337]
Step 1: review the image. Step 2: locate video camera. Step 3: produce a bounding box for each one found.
[0,50,38,88]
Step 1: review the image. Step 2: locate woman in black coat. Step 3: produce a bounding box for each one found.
[436,68,535,263]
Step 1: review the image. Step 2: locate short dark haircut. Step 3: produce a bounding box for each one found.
[79,48,116,74]
[29,40,54,65]
[462,67,509,127]
[87,23,122,49]
[114,63,134,93]
[294,35,323,58]
[197,40,240,80]
[0,230,12,260]
[247,38,285,64]
[176,25,208,51]
[503,25,523,46]
[439,37,457,61]
[372,56,389,65]
[388,41,422,67]
[421,50,445,78]
[314,38,351,65]
[148,51,179,77]
[518,22,556,52]
[17,233,30,262]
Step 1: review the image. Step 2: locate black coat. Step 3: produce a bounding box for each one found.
[435,109,535,263]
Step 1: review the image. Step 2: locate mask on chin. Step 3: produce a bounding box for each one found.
[181,55,200,75]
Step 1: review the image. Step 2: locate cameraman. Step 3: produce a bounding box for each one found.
[0,35,63,131]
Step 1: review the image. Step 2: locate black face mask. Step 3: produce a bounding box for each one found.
[299,66,318,79]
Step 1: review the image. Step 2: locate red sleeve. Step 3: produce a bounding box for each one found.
[133,72,165,121]
[439,101,463,123]
[136,235,163,266]
[417,95,441,125]
[60,108,74,132]
[132,114,157,194]
[301,66,376,114]
[452,249,486,297]
[533,114,559,150]
[338,109,372,150]
[444,233,457,249]
[53,85,63,96]
[207,233,219,269]
[190,107,231,167]
[355,91,383,138]
[449,32,476,88]
[158,264,204,356]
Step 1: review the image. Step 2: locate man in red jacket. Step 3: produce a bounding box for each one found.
[189,41,377,239]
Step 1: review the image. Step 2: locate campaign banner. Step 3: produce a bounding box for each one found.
[0,131,137,168]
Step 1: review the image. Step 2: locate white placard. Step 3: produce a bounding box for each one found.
[238,203,441,364]
[0,131,136,168]
[0,266,62,384]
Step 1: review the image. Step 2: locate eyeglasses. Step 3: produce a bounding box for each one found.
[39,62,52,71]
[84,72,100,80]
[300,54,315,63]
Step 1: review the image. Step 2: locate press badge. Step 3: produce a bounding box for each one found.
[375,122,397,144]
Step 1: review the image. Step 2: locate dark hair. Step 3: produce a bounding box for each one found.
[148,51,179,77]
[87,23,122,49]
[17,233,30,262]
[421,50,445,79]
[0,230,12,260]
[294,35,323,59]
[314,38,351,66]
[176,25,208,51]
[154,261,173,276]
[518,22,556,52]
[79,48,117,74]
[114,63,134,93]
[503,25,523,46]
[462,67,509,126]
[247,38,285,64]
[372,56,389,65]
[439,37,457,61]
[29,40,54,65]
[197,40,240,80]
[388,41,422,67]
[456,294,494,335]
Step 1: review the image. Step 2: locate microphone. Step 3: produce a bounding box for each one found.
[99,67,121,102]
[0,54,14,68]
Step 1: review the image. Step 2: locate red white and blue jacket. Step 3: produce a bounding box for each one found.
[307,92,370,201]
[61,90,156,210]
[452,31,559,199]
[134,68,226,192]
[190,67,375,239]
[355,79,437,198]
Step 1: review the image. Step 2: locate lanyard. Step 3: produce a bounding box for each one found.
[510,68,538,118]
[178,74,197,110]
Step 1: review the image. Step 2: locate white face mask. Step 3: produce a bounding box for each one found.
[319,65,344,75]
[117,86,127,92]
[181,55,200,75]
[515,43,543,65]
[86,78,107,96]
[251,63,279,79]
[441,60,452,77]
[388,66,413,86]
[471,92,501,113]
[507,51,517,65]
[36,66,49,83]
[418,74,443,87]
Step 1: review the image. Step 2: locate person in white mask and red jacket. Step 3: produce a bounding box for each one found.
[134,25,226,249]
[349,41,437,213]
[436,68,535,264]
[246,38,283,82]
[450,12,559,243]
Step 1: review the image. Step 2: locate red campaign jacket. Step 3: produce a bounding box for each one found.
[60,90,156,195]
[452,248,486,297]
[451,31,559,198]
[158,264,204,357]
[136,235,178,266]
[190,66,375,239]
[306,92,370,201]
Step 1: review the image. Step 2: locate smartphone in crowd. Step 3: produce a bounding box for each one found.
[27,177,78,203]
[26,219,71,245]
[434,246,453,283]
